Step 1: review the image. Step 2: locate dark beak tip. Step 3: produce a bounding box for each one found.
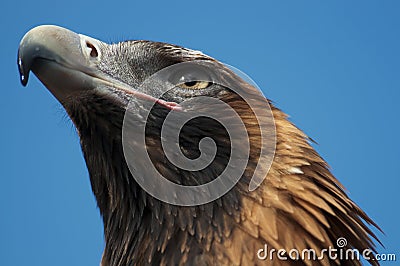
[20,73,29,86]
[17,53,29,86]
[20,76,29,87]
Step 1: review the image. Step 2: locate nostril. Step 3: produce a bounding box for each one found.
[86,41,98,58]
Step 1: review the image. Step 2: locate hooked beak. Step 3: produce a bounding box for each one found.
[18,25,106,101]
[18,25,181,110]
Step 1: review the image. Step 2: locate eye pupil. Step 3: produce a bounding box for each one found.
[184,81,198,87]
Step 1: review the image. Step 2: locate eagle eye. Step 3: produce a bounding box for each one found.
[178,80,211,89]
[172,66,213,90]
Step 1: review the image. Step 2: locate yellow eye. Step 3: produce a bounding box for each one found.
[177,81,211,90]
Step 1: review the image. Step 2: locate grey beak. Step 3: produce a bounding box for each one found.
[18,25,181,110]
[17,25,105,100]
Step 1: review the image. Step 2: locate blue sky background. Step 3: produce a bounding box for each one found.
[1,1,399,265]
